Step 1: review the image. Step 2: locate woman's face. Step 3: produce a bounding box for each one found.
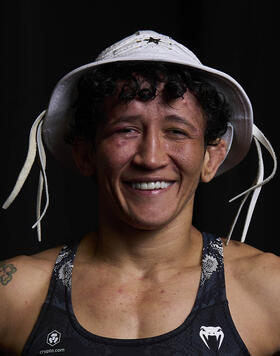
[75,84,224,231]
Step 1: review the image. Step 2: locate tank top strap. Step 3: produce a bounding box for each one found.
[45,243,78,310]
[196,232,226,310]
[22,243,78,355]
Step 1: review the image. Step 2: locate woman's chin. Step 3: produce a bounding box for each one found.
[122,213,176,231]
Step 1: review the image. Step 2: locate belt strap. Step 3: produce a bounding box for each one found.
[226,124,277,244]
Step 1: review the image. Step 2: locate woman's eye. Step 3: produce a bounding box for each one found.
[115,127,139,136]
[167,129,187,136]
[119,128,135,133]
[119,128,136,133]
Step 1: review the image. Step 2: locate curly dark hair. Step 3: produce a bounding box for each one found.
[65,61,230,146]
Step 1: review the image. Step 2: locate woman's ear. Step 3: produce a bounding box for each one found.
[72,139,96,176]
[201,139,227,183]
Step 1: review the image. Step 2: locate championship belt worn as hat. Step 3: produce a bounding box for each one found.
[2,30,277,243]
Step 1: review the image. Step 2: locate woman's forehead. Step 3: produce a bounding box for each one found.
[102,88,205,130]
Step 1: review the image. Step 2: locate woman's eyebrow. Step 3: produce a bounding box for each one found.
[110,115,142,124]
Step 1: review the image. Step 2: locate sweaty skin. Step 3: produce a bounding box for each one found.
[0,88,279,355]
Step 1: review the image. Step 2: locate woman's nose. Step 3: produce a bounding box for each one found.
[132,129,169,170]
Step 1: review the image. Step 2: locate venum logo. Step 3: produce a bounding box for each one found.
[199,326,224,350]
[46,330,61,346]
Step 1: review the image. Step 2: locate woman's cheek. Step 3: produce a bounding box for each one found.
[169,141,205,173]
[99,136,137,168]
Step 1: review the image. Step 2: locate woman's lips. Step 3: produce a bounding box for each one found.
[124,181,175,195]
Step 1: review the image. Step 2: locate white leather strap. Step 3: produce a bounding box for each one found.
[226,124,277,244]
[32,118,49,241]
[2,110,48,241]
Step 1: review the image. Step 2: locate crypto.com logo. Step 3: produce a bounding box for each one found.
[46,330,61,346]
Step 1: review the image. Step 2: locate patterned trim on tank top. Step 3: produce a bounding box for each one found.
[53,245,75,289]
[200,236,223,286]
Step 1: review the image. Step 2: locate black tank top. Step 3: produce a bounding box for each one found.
[22,233,250,355]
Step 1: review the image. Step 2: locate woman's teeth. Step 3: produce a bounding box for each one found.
[130,181,172,190]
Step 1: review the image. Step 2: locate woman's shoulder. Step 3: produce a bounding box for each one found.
[223,238,280,317]
[0,245,63,351]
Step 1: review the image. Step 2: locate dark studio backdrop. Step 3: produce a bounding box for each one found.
[1,0,279,260]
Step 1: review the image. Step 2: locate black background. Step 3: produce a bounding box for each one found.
[1,0,279,259]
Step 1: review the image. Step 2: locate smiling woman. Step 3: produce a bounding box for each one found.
[1,30,279,356]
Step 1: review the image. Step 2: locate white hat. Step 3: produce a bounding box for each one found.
[42,30,253,176]
[2,30,277,243]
